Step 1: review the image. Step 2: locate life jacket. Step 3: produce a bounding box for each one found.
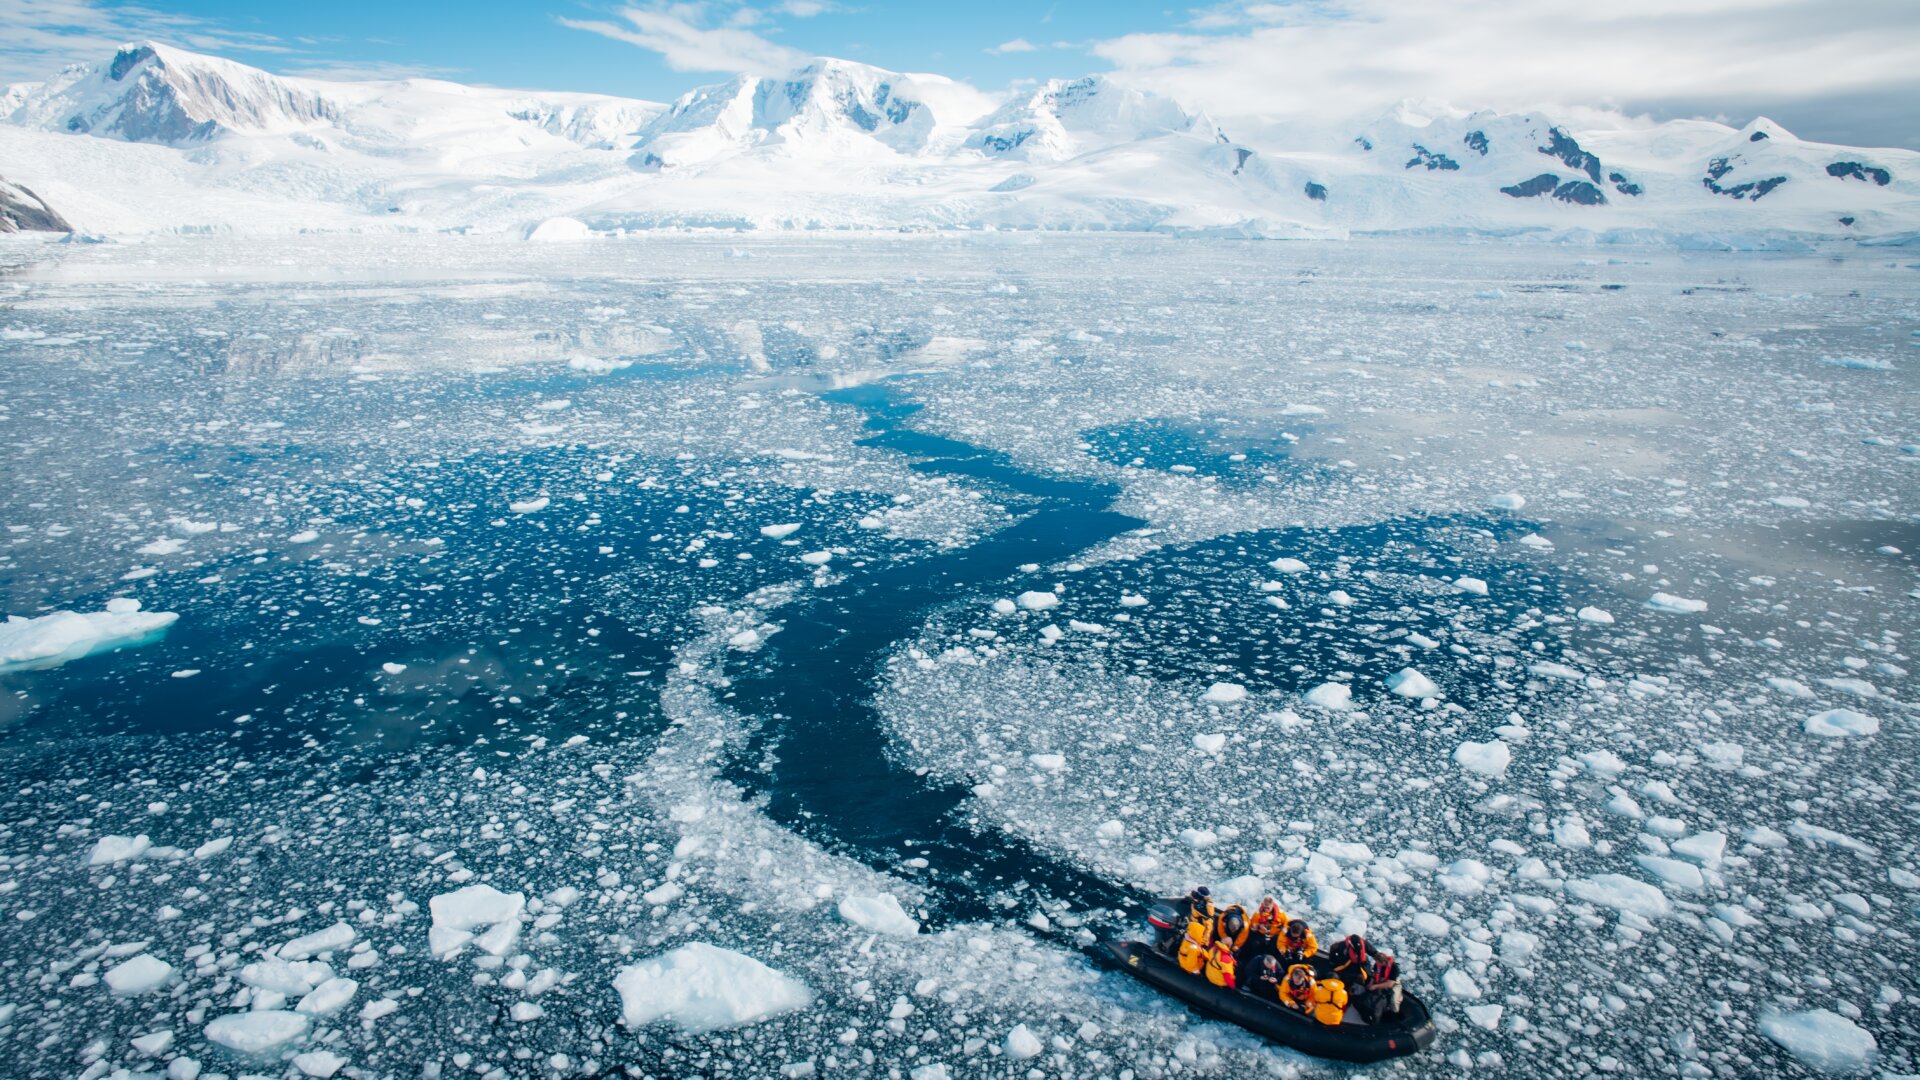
[1330,940,1374,983]
[1203,939,1237,988]
[1307,978,1350,1026]
[1247,898,1288,939]
[1176,912,1214,975]
[1279,926,1318,961]
[1215,904,1251,952]
[1280,966,1318,1012]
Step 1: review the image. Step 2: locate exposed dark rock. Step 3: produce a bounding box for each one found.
[1608,170,1643,197]
[978,130,1033,153]
[1702,159,1789,200]
[1354,135,1373,151]
[0,176,72,233]
[1500,173,1560,198]
[1538,128,1601,182]
[1231,147,1254,175]
[1749,131,1769,141]
[1826,161,1892,186]
[1553,180,1606,205]
[1839,216,1855,226]
[1304,181,1328,202]
[1463,130,1489,155]
[1405,144,1460,171]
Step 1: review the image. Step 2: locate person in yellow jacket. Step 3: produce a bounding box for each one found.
[1215,906,1250,953]
[1279,963,1349,1026]
[1240,897,1288,963]
[1279,918,1318,963]
[1176,905,1215,975]
[1203,936,1238,989]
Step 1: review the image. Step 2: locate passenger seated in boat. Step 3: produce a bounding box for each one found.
[1278,918,1318,963]
[1215,906,1250,953]
[1239,896,1287,963]
[1280,963,1349,1026]
[1354,953,1406,1024]
[1243,953,1285,1002]
[1203,934,1238,989]
[1327,933,1384,987]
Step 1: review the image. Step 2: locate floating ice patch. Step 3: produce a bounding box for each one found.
[281,922,355,960]
[205,1010,309,1055]
[1005,1024,1044,1061]
[89,833,151,865]
[1385,667,1439,698]
[1,599,179,673]
[1487,492,1526,510]
[838,893,920,936]
[1268,557,1309,574]
[1016,591,1059,611]
[1303,683,1353,710]
[1804,709,1878,737]
[614,943,811,1034]
[104,953,173,995]
[1823,356,1893,371]
[1453,577,1488,596]
[508,497,550,514]
[428,883,524,958]
[1576,606,1614,624]
[1192,732,1227,755]
[1646,592,1707,613]
[1201,682,1247,704]
[760,523,802,539]
[1567,874,1670,918]
[1454,740,1511,778]
[1759,1008,1877,1074]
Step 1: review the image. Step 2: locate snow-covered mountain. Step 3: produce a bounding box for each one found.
[1,42,1914,243]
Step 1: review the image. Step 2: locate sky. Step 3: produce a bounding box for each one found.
[1,0,1917,148]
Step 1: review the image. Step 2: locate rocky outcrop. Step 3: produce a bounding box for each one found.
[0,176,71,232]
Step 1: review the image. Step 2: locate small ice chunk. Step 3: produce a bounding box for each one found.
[1567,874,1670,917]
[1201,682,1247,704]
[1443,969,1481,998]
[1315,885,1357,916]
[838,894,919,936]
[1645,592,1707,613]
[1634,855,1704,891]
[281,922,355,961]
[1758,1008,1876,1074]
[1453,576,1489,596]
[292,1051,347,1078]
[1385,667,1439,698]
[1269,557,1309,574]
[1303,682,1352,710]
[614,943,811,1034]
[508,498,550,514]
[204,1010,310,1054]
[1029,752,1066,772]
[1453,740,1511,778]
[1005,1024,1044,1061]
[760,523,802,539]
[1119,593,1149,607]
[1015,590,1058,611]
[800,550,832,565]
[89,834,151,865]
[104,954,174,995]
[430,884,525,930]
[1576,606,1614,624]
[295,978,358,1016]
[1487,493,1526,511]
[1671,832,1727,868]
[1192,732,1227,755]
[1466,1004,1504,1029]
[1767,677,1814,698]
[1412,912,1450,936]
[1805,709,1878,738]
[239,958,324,996]
[288,529,322,543]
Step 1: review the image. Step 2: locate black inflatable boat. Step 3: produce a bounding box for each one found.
[1089,901,1437,1063]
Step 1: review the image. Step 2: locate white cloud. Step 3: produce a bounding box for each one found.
[560,5,807,76]
[1092,0,1920,146]
[776,0,837,15]
[0,0,290,83]
[988,37,1038,55]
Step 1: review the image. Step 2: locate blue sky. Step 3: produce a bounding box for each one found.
[4,0,1918,147]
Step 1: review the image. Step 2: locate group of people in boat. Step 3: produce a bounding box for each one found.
[1155,886,1406,1026]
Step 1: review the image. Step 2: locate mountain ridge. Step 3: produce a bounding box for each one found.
[0,41,1914,244]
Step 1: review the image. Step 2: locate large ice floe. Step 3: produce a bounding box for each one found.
[0,234,1914,1080]
[0,598,177,672]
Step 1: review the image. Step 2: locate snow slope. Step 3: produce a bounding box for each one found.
[1,42,1915,241]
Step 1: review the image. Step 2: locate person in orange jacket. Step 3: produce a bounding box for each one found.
[1279,918,1318,963]
[1279,963,1348,1025]
[1203,935,1237,989]
[1215,906,1250,953]
[1239,897,1288,964]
